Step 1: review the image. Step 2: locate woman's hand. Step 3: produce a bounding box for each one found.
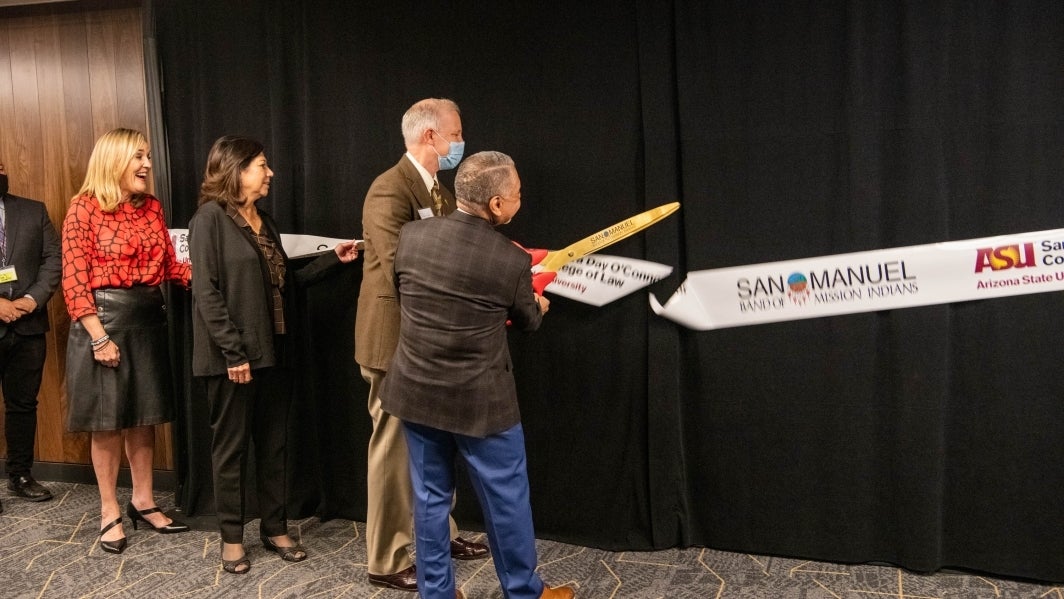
[228,362,252,384]
[93,339,121,368]
[334,240,360,263]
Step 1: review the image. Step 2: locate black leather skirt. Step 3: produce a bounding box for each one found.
[66,286,174,432]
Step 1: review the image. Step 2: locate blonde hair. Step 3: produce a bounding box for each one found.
[75,128,149,212]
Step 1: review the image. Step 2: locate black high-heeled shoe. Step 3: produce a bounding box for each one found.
[126,502,190,534]
[99,517,127,554]
[260,534,308,562]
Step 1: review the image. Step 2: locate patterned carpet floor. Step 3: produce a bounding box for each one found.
[0,482,1058,598]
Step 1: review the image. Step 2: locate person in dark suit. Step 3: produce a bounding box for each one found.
[380,151,575,599]
[189,136,359,574]
[0,161,61,513]
[355,97,488,591]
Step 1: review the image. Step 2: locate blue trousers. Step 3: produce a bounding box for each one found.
[403,421,545,599]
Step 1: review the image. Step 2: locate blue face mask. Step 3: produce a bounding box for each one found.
[433,131,465,170]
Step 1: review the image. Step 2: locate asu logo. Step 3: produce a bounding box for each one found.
[974,243,1035,272]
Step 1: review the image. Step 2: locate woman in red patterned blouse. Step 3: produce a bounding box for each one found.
[61,128,191,554]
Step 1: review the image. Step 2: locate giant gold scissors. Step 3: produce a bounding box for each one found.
[520,201,681,294]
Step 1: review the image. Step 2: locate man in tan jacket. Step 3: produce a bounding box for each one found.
[354,98,488,592]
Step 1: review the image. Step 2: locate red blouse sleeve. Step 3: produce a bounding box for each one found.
[146,199,191,287]
[61,195,100,321]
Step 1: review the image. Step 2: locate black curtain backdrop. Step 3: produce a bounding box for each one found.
[151,0,1064,583]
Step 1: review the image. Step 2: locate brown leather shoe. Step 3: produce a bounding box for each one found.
[367,565,417,591]
[450,536,489,560]
[456,591,465,599]
[540,585,576,599]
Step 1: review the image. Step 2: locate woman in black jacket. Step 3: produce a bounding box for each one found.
[189,136,358,574]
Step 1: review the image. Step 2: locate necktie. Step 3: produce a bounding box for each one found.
[0,206,6,265]
[431,180,444,216]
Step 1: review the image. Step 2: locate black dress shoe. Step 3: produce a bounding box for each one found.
[8,475,52,502]
[451,536,490,560]
[368,565,418,591]
[126,502,190,533]
[99,517,127,554]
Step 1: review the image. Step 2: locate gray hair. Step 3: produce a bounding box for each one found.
[454,151,517,209]
[401,98,460,146]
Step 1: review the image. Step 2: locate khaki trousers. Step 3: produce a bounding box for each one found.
[363,365,458,575]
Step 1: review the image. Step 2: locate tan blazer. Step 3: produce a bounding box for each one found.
[355,155,455,370]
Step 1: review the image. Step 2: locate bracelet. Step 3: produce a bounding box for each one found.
[90,334,110,348]
[92,339,112,353]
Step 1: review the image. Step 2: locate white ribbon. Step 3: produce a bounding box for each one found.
[170,229,354,261]
[651,228,1064,330]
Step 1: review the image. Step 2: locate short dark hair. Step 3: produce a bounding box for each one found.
[454,151,516,209]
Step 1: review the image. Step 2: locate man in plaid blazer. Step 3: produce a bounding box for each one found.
[381,151,574,599]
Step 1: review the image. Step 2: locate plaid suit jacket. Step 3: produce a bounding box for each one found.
[380,210,542,437]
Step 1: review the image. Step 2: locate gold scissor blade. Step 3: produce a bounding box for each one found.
[538,202,680,272]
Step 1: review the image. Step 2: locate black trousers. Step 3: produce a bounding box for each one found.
[203,366,291,544]
[0,332,46,477]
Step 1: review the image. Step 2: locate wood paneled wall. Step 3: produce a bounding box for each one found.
[0,0,173,471]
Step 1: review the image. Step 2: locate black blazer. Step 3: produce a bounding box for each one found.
[0,193,61,337]
[188,201,341,377]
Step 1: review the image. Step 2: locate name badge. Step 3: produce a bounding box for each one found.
[0,265,17,284]
[417,207,435,219]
